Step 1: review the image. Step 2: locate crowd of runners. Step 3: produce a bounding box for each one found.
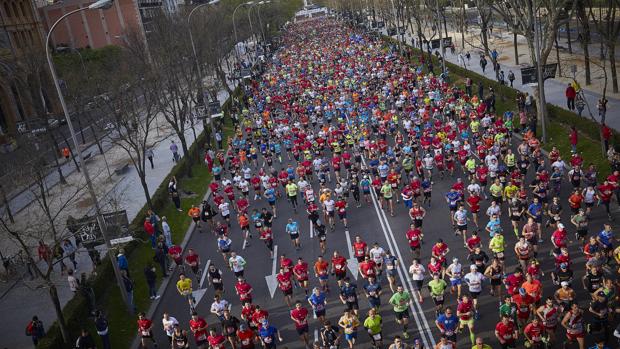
[136,18,620,349]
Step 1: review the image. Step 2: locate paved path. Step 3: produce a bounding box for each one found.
[144,25,613,349]
[391,29,620,132]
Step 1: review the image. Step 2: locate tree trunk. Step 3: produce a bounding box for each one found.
[48,283,70,344]
[179,136,192,178]
[48,132,67,185]
[215,64,233,96]
[555,35,562,77]
[513,32,519,65]
[609,43,618,93]
[0,184,13,223]
[576,0,591,85]
[566,22,572,54]
[91,125,104,155]
[139,173,153,209]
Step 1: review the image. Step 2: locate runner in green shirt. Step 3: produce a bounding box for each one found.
[427,274,448,316]
[389,285,411,339]
[380,182,395,216]
[363,308,383,347]
[285,180,298,212]
[465,158,476,180]
[498,295,517,323]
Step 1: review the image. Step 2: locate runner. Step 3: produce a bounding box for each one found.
[389,285,412,339]
[290,300,310,347]
[137,312,158,349]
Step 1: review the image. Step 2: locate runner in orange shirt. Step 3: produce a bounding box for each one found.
[237,213,251,247]
[188,205,201,230]
[314,256,330,293]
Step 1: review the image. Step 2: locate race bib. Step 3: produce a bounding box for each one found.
[347,295,355,302]
[496,252,504,258]
[387,264,394,270]
[373,333,382,340]
[141,330,150,337]
[435,295,443,301]
[197,333,206,341]
[212,278,221,283]
[242,339,250,345]
[263,336,273,343]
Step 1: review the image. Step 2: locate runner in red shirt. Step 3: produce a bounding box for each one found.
[466,193,481,228]
[512,288,535,329]
[251,306,269,330]
[598,180,615,219]
[457,295,475,344]
[466,231,481,253]
[494,315,517,348]
[235,277,253,304]
[276,268,294,308]
[334,196,348,228]
[137,312,157,348]
[188,312,208,348]
[358,255,377,279]
[352,236,368,263]
[280,255,294,273]
[524,317,546,348]
[290,301,310,347]
[207,328,227,349]
[406,223,423,258]
[330,251,347,287]
[237,324,256,349]
[168,244,183,268]
[240,302,256,329]
[292,258,310,295]
[184,248,201,280]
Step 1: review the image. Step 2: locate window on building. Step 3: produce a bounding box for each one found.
[19,2,27,18]
[11,2,20,18]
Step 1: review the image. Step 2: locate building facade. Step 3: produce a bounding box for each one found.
[0,0,60,138]
[39,0,146,49]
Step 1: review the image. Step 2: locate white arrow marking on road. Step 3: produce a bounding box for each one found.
[192,288,208,306]
[200,260,211,288]
[344,230,359,280]
[264,245,278,298]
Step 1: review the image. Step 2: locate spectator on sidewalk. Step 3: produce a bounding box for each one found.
[95,311,111,349]
[147,209,160,235]
[161,216,172,247]
[154,241,168,277]
[75,329,96,349]
[569,126,579,153]
[67,268,80,293]
[169,176,182,212]
[144,263,159,300]
[146,147,154,169]
[602,123,612,154]
[458,52,465,67]
[478,81,484,99]
[215,130,223,149]
[122,270,136,311]
[479,55,488,73]
[576,94,586,116]
[62,238,78,270]
[508,70,515,87]
[117,249,129,276]
[565,83,576,110]
[170,140,180,163]
[144,217,156,249]
[465,78,473,97]
[37,240,52,266]
[25,316,45,346]
[498,70,505,85]
[598,97,608,119]
[95,310,111,349]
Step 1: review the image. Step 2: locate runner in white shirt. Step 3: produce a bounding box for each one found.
[464,265,485,314]
[239,179,250,196]
[369,243,386,276]
[233,174,242,187]
[242,166,252,180]
[467,182,481,196]
[228,252,246,276]
[445,258,463,298]
[323,197,336,229]
[305,187,315,204]
[210,295,231,321]
[162,312,179,342]
[409,259,426,302]
[219,202,231,226]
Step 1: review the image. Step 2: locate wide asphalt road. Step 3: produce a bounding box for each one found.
[146,40,615,349]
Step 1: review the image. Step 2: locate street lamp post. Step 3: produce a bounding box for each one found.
[233,1,255,64]
[188,0,220,145]
[256,1,271,45]
[45,0,133,313]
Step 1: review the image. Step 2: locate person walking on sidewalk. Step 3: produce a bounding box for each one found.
[170,140,180,162]
[479,55,488,73]
[144,263,160,300]
[146,147,154,169]
[95,311,111,349]
[565,83,576,110]
[25,315,45,346]
[508,70,515,87]
[598,97,608,119]
[569,126,579,153]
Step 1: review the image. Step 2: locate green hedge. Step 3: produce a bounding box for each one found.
[37,85,245,349]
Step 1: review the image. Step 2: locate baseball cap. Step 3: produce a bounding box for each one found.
[470,265,477,270]
[560,263,568,269]
[560,281,569,287]
[518,287,526,295]
[557,223,565,229]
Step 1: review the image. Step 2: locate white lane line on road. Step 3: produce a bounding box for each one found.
[371,187,437,347]
[344,230,359,280]
[309,220,314,238]
[365,183,434,349]
[314,329,318,342]
[265,245,279,298]
[348,115,436,347]
[200,259,211,288]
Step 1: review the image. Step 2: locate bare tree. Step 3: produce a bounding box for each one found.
[0,139,87,344]
[576,0,592,85]
[587,0,620,93]
[97,31,161,209]
[489,0,576,139]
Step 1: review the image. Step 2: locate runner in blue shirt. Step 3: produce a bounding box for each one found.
[445,189,462,226]
[286,219,301,250]
[308,287,327,322]
[258,320,282,349]
[435,307,458,343]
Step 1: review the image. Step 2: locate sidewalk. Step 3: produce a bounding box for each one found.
[0,86,232,348]
[386,27,620,132]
